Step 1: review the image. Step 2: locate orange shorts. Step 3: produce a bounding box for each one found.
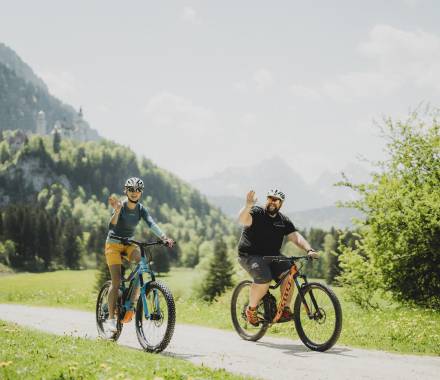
[104,242,138,266]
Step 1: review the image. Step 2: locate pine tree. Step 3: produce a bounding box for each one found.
[200,238,234,301]
[35,209,52,269]
[53,129,61,153]
[324,231,338,284]
[62,218,83,269]
[0,211,3,239]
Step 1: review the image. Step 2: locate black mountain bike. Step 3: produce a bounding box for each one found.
[231,255,342,352]
[96,235,176,353]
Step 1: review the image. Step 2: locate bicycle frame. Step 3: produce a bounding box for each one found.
[266,256,321,324]
[112,235,163,320]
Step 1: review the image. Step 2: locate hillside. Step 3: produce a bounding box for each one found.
[288,206,364,230]
[0,132,237,271]
[0,42,99,140]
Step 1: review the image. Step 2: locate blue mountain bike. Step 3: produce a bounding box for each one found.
[96,235,176,353]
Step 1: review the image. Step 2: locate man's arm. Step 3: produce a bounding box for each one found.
[238,190,256,227]
[287,231,319,258]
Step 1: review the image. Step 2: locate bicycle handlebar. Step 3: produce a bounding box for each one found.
[109,234,166,247]
[263,255,312,262]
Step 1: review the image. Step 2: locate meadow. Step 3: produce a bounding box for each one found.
[0,320,251,380]
[0,268,439,355]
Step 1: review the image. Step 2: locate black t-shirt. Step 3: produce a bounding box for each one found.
[238,206,297,256]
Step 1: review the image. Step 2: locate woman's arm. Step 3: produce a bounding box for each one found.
[108,195,122,225]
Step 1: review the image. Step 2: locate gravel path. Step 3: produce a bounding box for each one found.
[1,304,439,380]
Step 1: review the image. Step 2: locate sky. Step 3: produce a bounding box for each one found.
[1,0,440,182]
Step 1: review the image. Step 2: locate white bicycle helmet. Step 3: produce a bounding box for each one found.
[267,188,286,201]
[124,177,144,191]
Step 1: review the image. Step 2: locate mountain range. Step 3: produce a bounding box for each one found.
[191,157,369,228]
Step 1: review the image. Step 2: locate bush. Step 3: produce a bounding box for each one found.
[0,240,15,266]
[338,109,440,308]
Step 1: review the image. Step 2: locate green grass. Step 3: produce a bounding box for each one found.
[0,320,251,380]
[0,270,96,310]
[1,268,439,355]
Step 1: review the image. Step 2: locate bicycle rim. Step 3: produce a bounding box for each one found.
[294,283,342,351]
[230,280,268,341]
[135,281,176,353]
[96,281,123,340]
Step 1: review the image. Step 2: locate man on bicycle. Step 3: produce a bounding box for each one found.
[238,189,318,325]
[104,177,174,334]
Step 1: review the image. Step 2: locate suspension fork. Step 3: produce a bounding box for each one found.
[297,275,322,318]
[138,245,161,319]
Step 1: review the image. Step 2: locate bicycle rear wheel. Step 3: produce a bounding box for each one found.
[230,280,269,341]
[135,281,176,353]
[293,282,342,351]
[96,280,123,341]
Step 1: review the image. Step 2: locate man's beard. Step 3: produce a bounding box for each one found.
[265,204,280,216]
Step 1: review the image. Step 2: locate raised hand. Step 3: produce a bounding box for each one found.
[246,190,257,209]
[108,195,122,213]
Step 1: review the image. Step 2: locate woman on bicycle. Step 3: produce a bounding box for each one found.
[104,176,174,334]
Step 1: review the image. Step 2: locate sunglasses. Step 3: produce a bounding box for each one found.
[267,196,281,203]
[126,187,142,193]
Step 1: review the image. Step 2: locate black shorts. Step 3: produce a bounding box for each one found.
[238,254,291,284]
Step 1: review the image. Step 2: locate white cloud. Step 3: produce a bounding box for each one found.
[240,113,257,126]
[322,71,401,102]
[140,92,227,178]
[144,92,214,135]
[358,24,440,91]
[289,84,321,101]
[253,69,274,93]
[233,81,248,93]
[181,6,198,24]
[97,104,110,113]
[289,25,440,103]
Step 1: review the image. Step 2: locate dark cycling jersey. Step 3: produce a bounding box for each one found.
[106,201,163,243]
[238,206,296,256]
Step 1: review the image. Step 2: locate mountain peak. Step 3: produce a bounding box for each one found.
[0,42,47,91]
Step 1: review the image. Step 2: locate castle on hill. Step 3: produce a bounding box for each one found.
[35,107,91,141]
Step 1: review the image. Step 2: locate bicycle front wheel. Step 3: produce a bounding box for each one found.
[293,282,342,351]
[135,281,176,353]
[230,280,269,341]
[96,280,123,341]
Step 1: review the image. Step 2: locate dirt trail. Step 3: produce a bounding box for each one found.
[0,304,439,380]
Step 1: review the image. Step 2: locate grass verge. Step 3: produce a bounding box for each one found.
[0,320,251,380]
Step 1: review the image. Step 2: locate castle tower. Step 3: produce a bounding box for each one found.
[74,106,87,141]
[36,110,47,135]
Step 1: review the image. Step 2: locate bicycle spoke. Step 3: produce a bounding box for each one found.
[140,290,168,346]
[231,280,269,341]
[298,286,337,346]
[135,282,175,352]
